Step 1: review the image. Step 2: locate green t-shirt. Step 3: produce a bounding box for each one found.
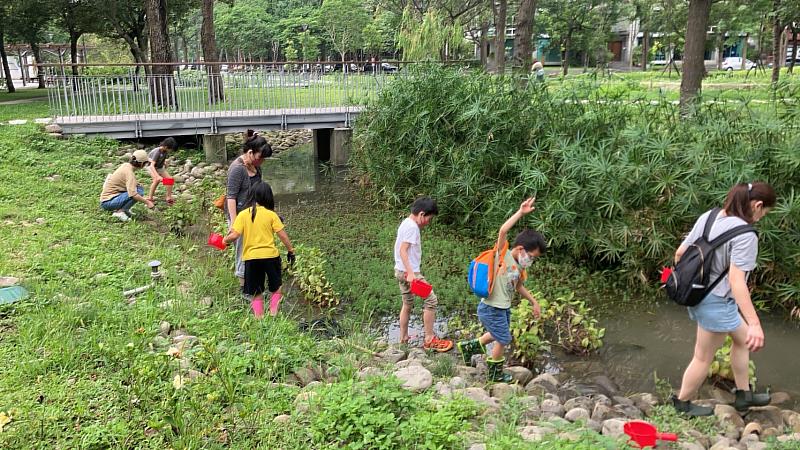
[482,248,525,310]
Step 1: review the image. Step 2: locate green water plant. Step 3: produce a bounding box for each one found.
[708,336,757,386]
[286,244,340,308]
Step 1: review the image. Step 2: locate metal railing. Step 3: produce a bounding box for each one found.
[41,61,418,122]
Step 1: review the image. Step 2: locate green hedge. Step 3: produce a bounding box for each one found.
[351,65,800,310]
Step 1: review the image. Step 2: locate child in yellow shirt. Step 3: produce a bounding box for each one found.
[223,182,295,318]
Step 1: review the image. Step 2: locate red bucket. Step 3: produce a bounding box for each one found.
[410,279,433,298]
[162,177,175,186]
[624,421,678,449]
[207,232,226,250]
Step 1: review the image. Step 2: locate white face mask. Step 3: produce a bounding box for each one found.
[518,251,533,268]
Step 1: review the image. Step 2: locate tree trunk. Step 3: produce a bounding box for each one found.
[69,31,80,77]
[642,29,648,71]
[0,24,15,93]
[715,32,724,70]
[771,0,782,85]
[492,0,507,74]
[480,21,489,68]
[789,26,798,74]
[512,0,536,72]
[741,33,749,71]
[201,0,224,103]
[145,0,177,108]
[562,33,571,76]
[679,0,712,115]
[29,42,46,89]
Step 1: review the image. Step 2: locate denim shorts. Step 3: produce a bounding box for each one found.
[688,293,742,332]
[477,301,512,345]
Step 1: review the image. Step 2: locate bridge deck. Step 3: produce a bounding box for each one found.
[55,106,363,138]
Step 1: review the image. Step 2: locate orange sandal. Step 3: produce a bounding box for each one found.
[423,336,453,352]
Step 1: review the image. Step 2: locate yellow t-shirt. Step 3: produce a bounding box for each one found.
[232,206,285,260]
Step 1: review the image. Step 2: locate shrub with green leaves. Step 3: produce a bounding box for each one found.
[708,336,756,386]
[286,244,340,307]
[352,64,800,312]
[510,292,605,363]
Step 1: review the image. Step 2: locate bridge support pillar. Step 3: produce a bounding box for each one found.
[203,134,227,164]
[331,127,352,166]
[313,129,332,161]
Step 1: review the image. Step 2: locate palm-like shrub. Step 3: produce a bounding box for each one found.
[352,65,800,310]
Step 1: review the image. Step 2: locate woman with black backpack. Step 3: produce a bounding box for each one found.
[670,182,776,417]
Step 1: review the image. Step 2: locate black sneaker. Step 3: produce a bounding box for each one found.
[733,389,770,412]
[671,395,714,417]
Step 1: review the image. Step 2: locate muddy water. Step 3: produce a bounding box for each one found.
[264,142,800,409]
[554,299,800,409]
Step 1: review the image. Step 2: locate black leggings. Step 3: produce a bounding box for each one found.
[243,257,282,296]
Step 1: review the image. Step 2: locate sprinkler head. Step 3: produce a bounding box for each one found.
[148,260,163,280]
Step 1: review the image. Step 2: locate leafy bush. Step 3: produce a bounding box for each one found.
[287,244,340,307]
[352,65,800,312]
[510,292,605,363]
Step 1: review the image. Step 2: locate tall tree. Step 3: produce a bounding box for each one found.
[8,0,53,88]
[398,6,464,60]
[771,0,783,84]
[55,0,96,77]
[201,0,224,103]
[98,0,150,69]
[320,0,369,63]
[512,0,537,72]
[490,0,507,73]
[679,0,712,114]
[538,0,606,76]
[0,2,15,93]
[145,0,177,108]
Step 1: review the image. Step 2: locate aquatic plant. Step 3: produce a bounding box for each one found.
[286,244,340,308]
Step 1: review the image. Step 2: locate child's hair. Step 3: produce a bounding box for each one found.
[242,129,273,158]
[723,182,776,223]
[514,229,547,253]
[247,181,276,222]
[160,137,177,150]
[410,197,438,215]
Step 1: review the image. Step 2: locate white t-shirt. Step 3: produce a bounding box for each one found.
[394,218,422,272]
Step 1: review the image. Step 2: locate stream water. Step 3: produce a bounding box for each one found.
[266,142,800,410]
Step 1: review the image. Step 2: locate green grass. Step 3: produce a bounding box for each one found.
[0,123,642,447]
[0,100,50,121]
[0,88,49,102]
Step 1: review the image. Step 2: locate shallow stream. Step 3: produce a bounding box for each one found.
[265,142,800,410]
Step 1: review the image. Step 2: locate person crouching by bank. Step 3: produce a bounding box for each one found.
[99,150,155,221]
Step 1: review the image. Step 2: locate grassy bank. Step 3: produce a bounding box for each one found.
[0,124,637,448]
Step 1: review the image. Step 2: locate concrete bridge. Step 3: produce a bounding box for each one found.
[44,63,395,164]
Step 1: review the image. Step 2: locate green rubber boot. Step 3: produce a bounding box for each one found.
[486,357,513,383]
[733,389,771,412]
[456,338,486,366]
[671,395,713,417]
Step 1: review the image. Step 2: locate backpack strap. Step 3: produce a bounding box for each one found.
[701,207,722,242]
[490,241,509,294]
[701,223,757,297]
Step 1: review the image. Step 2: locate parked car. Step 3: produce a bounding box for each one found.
[381,62,398,73]
[722,57,756,71]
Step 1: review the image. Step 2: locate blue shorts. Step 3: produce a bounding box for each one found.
[688,293,742,332]
[477,301,512,345]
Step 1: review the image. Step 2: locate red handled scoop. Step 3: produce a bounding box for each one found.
[624,421,678,448]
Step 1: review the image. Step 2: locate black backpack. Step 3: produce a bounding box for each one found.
[663,208,756,306]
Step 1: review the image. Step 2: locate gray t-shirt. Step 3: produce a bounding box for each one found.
[680,209,758,298]
[394,218,421,272]
[225,157,262,213]
[148,147,167,169]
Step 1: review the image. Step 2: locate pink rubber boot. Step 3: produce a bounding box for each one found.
[269,292,282,316]
[250,297,265,319]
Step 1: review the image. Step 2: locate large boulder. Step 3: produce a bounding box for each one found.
[745,406,784,430]
[379,347,407,364]
[458,387,500,411]
[490,383,523,400]
[564,407,590,423]
[393,366,432,392]
[601,418,626,438]
[715,404,745,429]
[592,403,622,422]
[517,425,554,442]
[783,410,800,433]
[540,399,566,418]
[564,396,594,412]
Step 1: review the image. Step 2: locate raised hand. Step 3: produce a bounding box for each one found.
[519,197,536,215]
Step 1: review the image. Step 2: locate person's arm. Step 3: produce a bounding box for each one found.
[126,172,153,208]
[496,198,536,250]
[222,229,240,245]
[226,165,243,224]
[277,229,294,253]
[674,244,689,263]
[226,199,238,224]
[399,242,415,283]
[516,283,541,319]
[729,264,763,352]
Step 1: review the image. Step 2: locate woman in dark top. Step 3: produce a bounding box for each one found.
[226,130,273,285]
